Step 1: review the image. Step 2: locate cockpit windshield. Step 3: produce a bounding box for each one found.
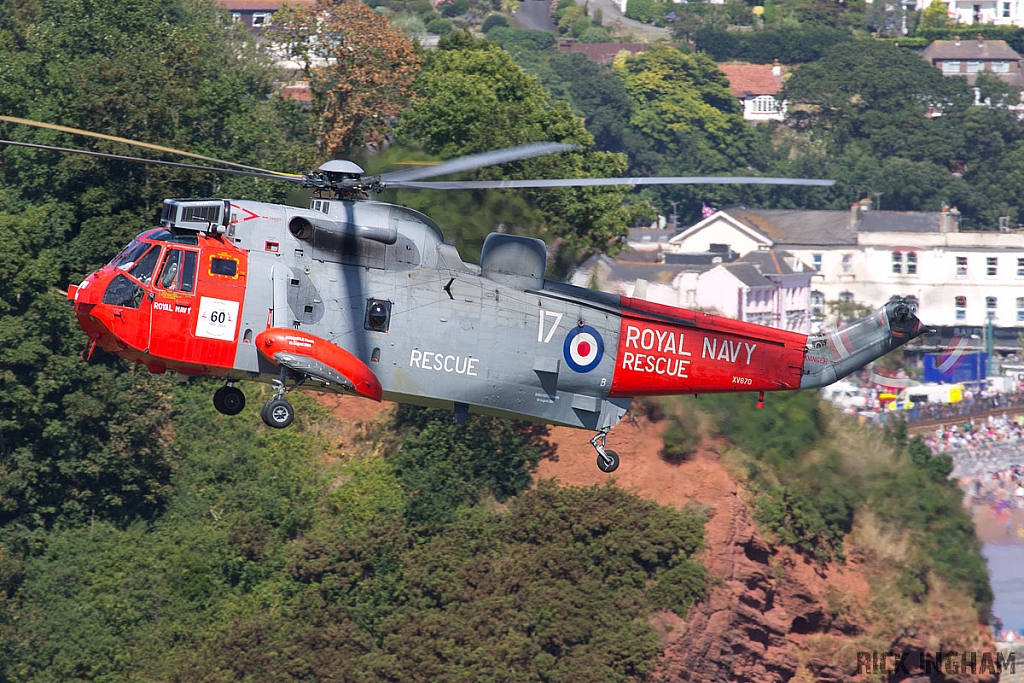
[127,246,162,285]
[110,240,148,269]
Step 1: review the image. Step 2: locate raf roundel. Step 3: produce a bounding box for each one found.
[563,325,604,373]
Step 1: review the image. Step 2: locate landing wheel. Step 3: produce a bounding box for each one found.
[261,398,294,429]
[213,386,246,416]
[597,449,620,473]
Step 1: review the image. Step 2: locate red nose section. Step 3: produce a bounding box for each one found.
[255,328,383,402]
[68,269,129,355]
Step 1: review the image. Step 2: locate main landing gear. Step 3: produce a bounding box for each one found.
[591,428,619,473]
[213,384,246,416]
[211,369,298,430]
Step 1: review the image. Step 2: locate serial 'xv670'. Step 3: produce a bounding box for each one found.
[3,120,924,473]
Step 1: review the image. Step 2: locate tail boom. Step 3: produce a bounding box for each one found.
[607,296,923,398]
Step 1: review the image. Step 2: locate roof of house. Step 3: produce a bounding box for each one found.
[627,227,679,245]
[580,254,710,286]
[727,208,858,247]
[737,249,803,276]
[725,207,952,246]
[857,211,946,233]
[922,37,1022,62]
[718,64,783,98]
[721,262,775,289]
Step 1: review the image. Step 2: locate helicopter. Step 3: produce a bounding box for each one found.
[2,118,924,472]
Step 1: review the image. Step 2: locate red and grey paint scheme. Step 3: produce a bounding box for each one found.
[67,196,924,472]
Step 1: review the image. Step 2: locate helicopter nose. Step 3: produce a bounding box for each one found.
[68,269,122,351]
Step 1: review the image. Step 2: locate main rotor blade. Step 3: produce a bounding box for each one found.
[385,176,836,189]
[380,142,578,182]
[0,140,303,182]
[0,115,292,176]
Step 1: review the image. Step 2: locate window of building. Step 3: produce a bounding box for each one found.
[987,296,998,320]
[230,12,241,21]
[907,252,917,275]
[252,12,271,25]
[1004,1,1012,17]
[993,60,1011,73]
[812,253,822,272]
[892,251,903,274]
[956,295,967,321]
[839,291,854,303]
[1018,257,1024,276]
[988,256,998,276]
[841,254,853,274]
[967,61,985,74]
[956,255,968,276]
[750,96,779,114]
[811,290,825,318]
[1017,297,1024,321]
[942,60,962,74]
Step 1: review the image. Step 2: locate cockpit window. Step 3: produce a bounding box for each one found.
[210,257,237,277]
[158,250,182,289]
[102,274,144,308]
[157,249,198,292]
[148,228,199,245]
[110,240,148,269]
[128,246,161,284]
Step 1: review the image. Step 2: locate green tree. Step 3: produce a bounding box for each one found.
[782,41,973,163]
[0,0,312,534]
[269,0,420,157]
[390,407,552,528]
[920,0,954,28]
[398,32,652,255]
[619,45,755,172]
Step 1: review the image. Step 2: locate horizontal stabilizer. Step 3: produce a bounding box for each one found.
[255,328,382,401]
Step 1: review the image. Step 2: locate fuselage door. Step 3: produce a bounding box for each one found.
[149,247,200,362]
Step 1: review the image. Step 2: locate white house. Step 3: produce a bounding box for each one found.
[909,0,1024,26]
[718,62,786,123]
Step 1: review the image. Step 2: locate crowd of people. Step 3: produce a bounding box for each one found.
[926,413,1024,479]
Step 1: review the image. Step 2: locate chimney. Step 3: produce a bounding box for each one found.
[978,33,984,46]
[940,206,962,233]
[850,203,860,229]
[772,58,781,77]
[954,35,961,46]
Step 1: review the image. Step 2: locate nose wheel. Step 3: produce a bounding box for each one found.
[261,398,294,429]
[213,385,246,416]
[261,368,296,429]
[590,428,620,473]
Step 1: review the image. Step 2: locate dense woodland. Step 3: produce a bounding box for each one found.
[0,0,1001,678]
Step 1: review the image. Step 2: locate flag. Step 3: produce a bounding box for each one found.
[701,203,716,218]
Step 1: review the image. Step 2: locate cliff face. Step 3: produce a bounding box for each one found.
[322,395,996,682]
[534,412,997,683]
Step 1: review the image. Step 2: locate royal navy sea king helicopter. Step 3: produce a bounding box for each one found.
[2,119,924,473]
